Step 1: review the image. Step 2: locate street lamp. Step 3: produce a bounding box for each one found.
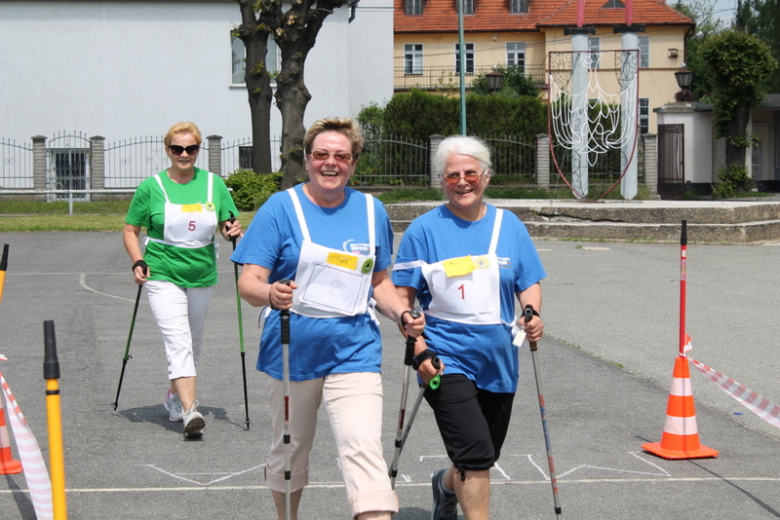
[674,67,694,102]
[486,69,505,93]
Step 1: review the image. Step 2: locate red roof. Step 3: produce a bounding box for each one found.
[395,0,693,33]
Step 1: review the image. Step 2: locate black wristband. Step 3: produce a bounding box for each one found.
[412,349,436,371]
[132,259,148,275]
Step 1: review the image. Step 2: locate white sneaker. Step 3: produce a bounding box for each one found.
[164,390,183,422]
[182,400,205,438]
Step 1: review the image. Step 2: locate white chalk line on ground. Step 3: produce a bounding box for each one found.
[3,477,780,495]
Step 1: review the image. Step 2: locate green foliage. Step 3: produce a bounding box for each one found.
[728,133,761,148]
[471,65,539,97]
[699,30,778,139]
[675,0,726,99]
[712,164,751,198]
[357,102,385,141]
[225,170,282,211]
[375,89,547,141]
[742,0,780,91]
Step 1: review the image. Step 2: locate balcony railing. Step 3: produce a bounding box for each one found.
[394,65,547,91]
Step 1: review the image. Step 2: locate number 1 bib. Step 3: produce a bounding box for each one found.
[421,210,504,325]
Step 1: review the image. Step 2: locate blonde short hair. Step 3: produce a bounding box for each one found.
[304,117,364,158]
[164,121,202,146]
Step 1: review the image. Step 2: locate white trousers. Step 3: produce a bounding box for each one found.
[145,280,214,380]
[265,372,398,518]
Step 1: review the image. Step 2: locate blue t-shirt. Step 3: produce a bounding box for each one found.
[230,184,394,381]
[392,204,546,393]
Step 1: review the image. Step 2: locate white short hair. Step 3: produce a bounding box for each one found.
[434,136,492,179]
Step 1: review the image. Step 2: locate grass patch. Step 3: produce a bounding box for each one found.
[376,188,443,204]
[0,200,257,232]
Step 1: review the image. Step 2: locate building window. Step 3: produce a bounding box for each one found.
[461,0,474,14]
[506,42,526,70]
[404,44,424,75]
[231,35,280,86]
[406,0,423,15]
[603,0,624,7]
[455,43,475,74]
[509,0,528,13]
[639,36,649,68]
[588,36,601,69]
[639,98,649,134]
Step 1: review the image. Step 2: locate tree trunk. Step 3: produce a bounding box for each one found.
[726,102,751,169]
[237,0,273,174]
[276,42,312,189]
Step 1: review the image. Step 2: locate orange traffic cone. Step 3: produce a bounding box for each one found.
[0,406,23,474]
[643,355,718,459]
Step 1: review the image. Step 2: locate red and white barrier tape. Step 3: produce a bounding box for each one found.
[682,337,780,430]
[0,358,54,520]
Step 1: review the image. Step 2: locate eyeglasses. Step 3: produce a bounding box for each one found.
[443,170,485,185]
[309,151,354,163]
[167,144,200,156]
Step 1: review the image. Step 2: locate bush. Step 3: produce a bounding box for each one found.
[225,170,283,211]
[712,165,751,198]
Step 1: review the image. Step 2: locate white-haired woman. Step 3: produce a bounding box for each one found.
[392,135,546,520]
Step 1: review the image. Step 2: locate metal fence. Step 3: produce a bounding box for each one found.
[104,136,209,188]
[354,136,430,186]
[0,138,33,189]
[483,135,535,184]
[394,65,547,91]
[221,137,282,175]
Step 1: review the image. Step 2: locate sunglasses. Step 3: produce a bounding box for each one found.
[443,170,485,185]
[309,151,354,163]
[167,144,200,156]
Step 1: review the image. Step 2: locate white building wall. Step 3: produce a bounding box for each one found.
[0,0,392,146]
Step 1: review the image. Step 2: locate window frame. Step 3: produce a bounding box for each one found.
[455,42,475,75]
[231,34,280,86]
[406,0,423,15]
[509,0,528,13]
[506,42,526,70]
[404,43,424,75]
[639,36,650,68]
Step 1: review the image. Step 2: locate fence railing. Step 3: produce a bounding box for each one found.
[105,136,209,188]
[394,65,547,91]
[0,138,33,189]
[355,136,430,186]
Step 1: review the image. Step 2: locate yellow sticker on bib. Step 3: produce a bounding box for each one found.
[181,204,203,213]
[443,256,476,278]
[326,252,358,271]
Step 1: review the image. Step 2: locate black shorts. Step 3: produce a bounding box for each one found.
[424,373,515,473]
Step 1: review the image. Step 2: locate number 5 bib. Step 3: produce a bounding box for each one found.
[147,172,218,249]
[287,188,376,318]
[421,209,504,325]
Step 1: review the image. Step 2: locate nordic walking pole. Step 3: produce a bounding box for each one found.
[389,311,421,489]
[44,320,68,520]
[397,356,440,458]
[112,280,144,411]
[524,304,562,518]
[278,279,293,520]
[229,211,250,430]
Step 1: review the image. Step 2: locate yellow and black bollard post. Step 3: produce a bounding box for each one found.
[0,244,9,307]
[44,320,68,519]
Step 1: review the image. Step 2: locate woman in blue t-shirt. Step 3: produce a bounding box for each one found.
[392,136,546,520]
[231,118,424,520]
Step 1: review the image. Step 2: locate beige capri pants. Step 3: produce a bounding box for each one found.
[264,371,399,518]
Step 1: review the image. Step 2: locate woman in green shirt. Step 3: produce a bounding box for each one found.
[123,121,241,438]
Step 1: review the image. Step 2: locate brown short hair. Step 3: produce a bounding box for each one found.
[164,121,202,146]
[303,117,364,158]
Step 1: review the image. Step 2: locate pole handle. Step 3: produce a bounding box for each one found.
[278,279,292,343]
[403,310,421,366]
[428,356,441,390]
[229,211,237,249]
[523,304,539,352]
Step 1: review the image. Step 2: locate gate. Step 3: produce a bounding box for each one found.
[657,124,684,200]
[47,132,91,201]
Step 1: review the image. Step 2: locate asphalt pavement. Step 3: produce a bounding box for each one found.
[0,230,779,519]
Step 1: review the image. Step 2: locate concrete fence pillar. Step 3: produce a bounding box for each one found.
[429,134,444,190]
[535,133,550,188]
[90,136,105,199]
[32,135,47,199]
[642,133,658,195]
[208,135,222,176]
